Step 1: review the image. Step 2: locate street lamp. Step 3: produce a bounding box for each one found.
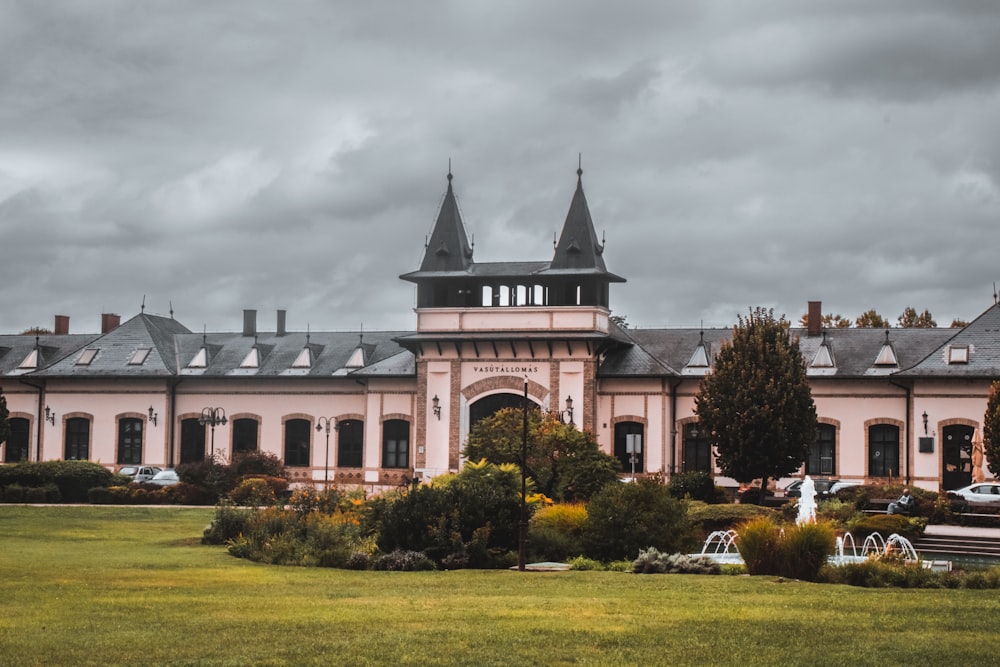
[315,416,337,490]
[558,396,574,424]
[199,407,227,459]
[518,379,528,572]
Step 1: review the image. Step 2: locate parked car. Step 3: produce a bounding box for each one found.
[829,481,862,495]
[118,466,161,483]
[148,469,180,487]
[782,478,839,498]
[950,482,1000,503]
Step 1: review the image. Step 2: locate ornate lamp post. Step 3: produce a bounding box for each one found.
[199,407,227,459]
[315,416,337,490]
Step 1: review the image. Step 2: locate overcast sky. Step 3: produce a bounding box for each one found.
[3,1,999,335]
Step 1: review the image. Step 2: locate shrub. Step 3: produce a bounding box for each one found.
[373,550,436,571]
[566,556,604,571]
[230,478,278,507]
[202,502,255,545]
[528,503,587,562]
[735,516,782,576]
[778,522,836,582]
[161,482,216,506]
[686,501,775,536]
[846,513,923,540]
[176,457,236,501]
[230,451,286,479]
[25,487,48,503]
[87,486,116,504]
[582,477,692,561]
[3,484,26,503]
[0,460,115,502]
[736,517,836,581]
[667,472,728,504]
[632,548,721,575]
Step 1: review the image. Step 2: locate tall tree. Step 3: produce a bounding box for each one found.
[897,307,936,328]
[800,312,851,329]
[950,319,969,328]
[695,307,817,504]
[855,309,888,328]
[464,407,620,501]
[983,381,1000,479]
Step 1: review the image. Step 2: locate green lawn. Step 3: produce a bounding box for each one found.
[1,506,996,667]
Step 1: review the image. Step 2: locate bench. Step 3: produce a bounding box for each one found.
[862,499,893,515]
[956,501,1000,525]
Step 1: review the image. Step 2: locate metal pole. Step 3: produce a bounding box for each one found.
[518,379,528,572]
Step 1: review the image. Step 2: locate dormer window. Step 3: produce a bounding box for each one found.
[291,347,312,369]
[948,345,969,364]
[874,344,897,366]
[188,348,208,368]
[345,346,365,369]
[128,348,151,365]
[811,335,835,368]
[687,333,710,367]
[240,348,260,368]
[76,349,99,366]
[18,349,38,369]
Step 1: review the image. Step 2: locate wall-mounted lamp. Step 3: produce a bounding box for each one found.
[560,396,574,424]
[432,395,441,420]
[922,411,929,435]
[45,405,55,425]
[147,406,158,426]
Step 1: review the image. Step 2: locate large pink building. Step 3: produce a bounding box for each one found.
[1,169,996,492]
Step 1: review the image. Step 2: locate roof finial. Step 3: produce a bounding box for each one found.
[447,158,452,183]
[141,294,146,313]
[202,324,207,346]
[577,153,583,179]
[169,301,174,319]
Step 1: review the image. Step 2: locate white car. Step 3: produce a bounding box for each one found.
[829,481,862,495]
[119,465,161,483]
[148,469,180,487]
[951,482,1000,503]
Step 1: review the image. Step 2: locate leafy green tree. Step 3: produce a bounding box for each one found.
[855,309,888,328]
[694,307,818,504]
[983,381,1000,479]
[0,387,10,448]
[950,319,968,328]
[609,314,629,329]
[897,307,936,328]
[464,408,620,501]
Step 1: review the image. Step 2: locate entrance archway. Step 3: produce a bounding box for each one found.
[468,393,540,429]
[942,424,974,490]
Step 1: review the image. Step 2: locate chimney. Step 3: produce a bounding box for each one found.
[101,313,121,334]
[54,315,69,335]
[243,309,257,337]
[808,301,822,337]
[276,309,286,337]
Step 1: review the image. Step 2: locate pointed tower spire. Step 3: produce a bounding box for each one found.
[418,169,474,273]
[550,162,608,272]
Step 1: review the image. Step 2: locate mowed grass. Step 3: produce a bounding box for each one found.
[1,507,997,667]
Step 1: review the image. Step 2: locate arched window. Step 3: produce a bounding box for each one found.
[869,424,900,478]
[613,421,645,475]
[338,419,364,468]
[807,423,836,476]
[180,418,206,463]
[5,417,30,463]
[382,419,410,469]
[284,419,311,467]
[683,422,711,473]
[233,418,259,454]
[117,417,143,465]
[65,417,90,461]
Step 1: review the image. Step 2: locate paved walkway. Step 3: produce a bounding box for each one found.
[924,524,1000,539]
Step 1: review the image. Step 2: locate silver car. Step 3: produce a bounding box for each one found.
[119,465,162,483]
[148,469,180,487]
[951,482,1000,503]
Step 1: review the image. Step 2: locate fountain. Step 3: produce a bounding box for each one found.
[796,475,817,525]
[693,529,743,564]
[693,530,950,570]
